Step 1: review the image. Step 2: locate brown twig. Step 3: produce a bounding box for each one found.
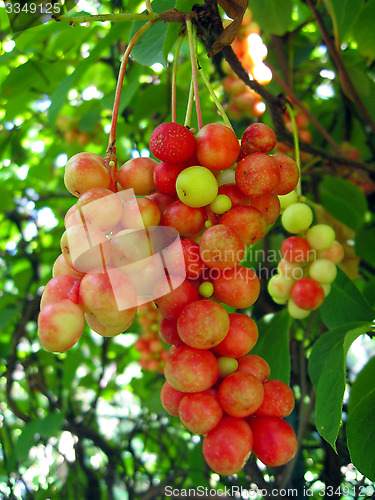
[305,0,375,136]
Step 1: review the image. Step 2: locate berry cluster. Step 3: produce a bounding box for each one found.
[38,116,301,475]
[144,120,299,475]
[56,115,102,147]
[268,199,344,318]
[134,302,167,373]
[38,152,139,352]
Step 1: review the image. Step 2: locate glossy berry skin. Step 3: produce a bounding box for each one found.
[255,380,295,417]
[64,153,109,197]
[161,201,205,236]
[179,391,223,434]
[159,318,184,345]
[149,122,196,163]
[153,161,186,195]
[212,266,260,309]
[195,123,240,171]
[249,416,298,467]
[177,300,230,349]
[160,381,186,416]
[250,194,281,225]
[241,123,276,155]
[236,153,280,198]
[213,313,258,358]
[40,275,81,309]
[290,277,325,310]
[237,354,271,383]
[118,157,157,195]
[147,192,175,215]
[220,206,267,246]
[202,416,253,475]
[199,224,245,270]
[281,236,311,263]
[218,372,264,418]
[164,238,204,280]
[272,154,299,195]
[164,345,219,393]
[218,184,251,207]
[154,278,199,321]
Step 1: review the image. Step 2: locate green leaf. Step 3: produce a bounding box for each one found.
[355,224,375,269]
[308,322,370,449]
[48,23,125,125]
[131,22,169,67]
[349,356,375,412]
[319,268,374,330]
[15,413,64,461]
[347,357,375,480]
[318,176,367,231]
[323,0,364,44]
[162,0,197,63]
[250,309,291,384]
[350,0,375,61]
[251,0,293,36]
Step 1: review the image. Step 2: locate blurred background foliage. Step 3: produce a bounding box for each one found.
[0,0,375,498]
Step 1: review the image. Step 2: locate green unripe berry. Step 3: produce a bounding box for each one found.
[218,357,239,378]
[176,166,218,208]
[281,202,313,234]
[278,191,298,210]
[306,224,336,251]
[309,258,337,284]
[209,194,232,214]
[199,281,214,298]
[288,298,311,319]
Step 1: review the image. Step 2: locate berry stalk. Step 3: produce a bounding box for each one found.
[285,101,301,198]
[172,34,185,123]
[186,18,203,130]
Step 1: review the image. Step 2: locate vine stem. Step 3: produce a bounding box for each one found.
[285,101,302,198]
[199,65,233,130]
[184,81,194,128]
[56,10,191,26]
[186,18,203,130]
[171,34,185,123]
[106,20,154,190]
[145,0,153,14]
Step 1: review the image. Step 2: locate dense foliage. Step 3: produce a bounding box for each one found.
[0,0,375,498]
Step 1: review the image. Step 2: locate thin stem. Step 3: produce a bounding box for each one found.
[186,18,203,129]
[285,101,302,198]
[305,0,375,136]
[56,12,159,25]
[106,21,154,191]
[269,65,343,154]
[199,65,233,130]
[108,21,154,150]
[172,34,185,123]
[145,0,153,14]
[184,80,194,128]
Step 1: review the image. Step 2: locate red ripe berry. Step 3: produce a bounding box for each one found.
[218,184,251,207]
[161,201,205,236]
[250,194,281,225]
[195,123,240,171]
[290,277,325,310]
[147,192,175,215]
[212,266,260,309]
[153,161,186,195]
[154,277,199,320]
[235,153,280,198]
[160,381,186,416]
[220,206,267,246]
[249,416,297,467]
[272,154,300,195]
[281,236,311,263]
[241,123,276,155]
[237,354,271,383]
[255,380,295,417]
[159,318,184,345]
[202,416,253,475]
[149,122,196,163]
